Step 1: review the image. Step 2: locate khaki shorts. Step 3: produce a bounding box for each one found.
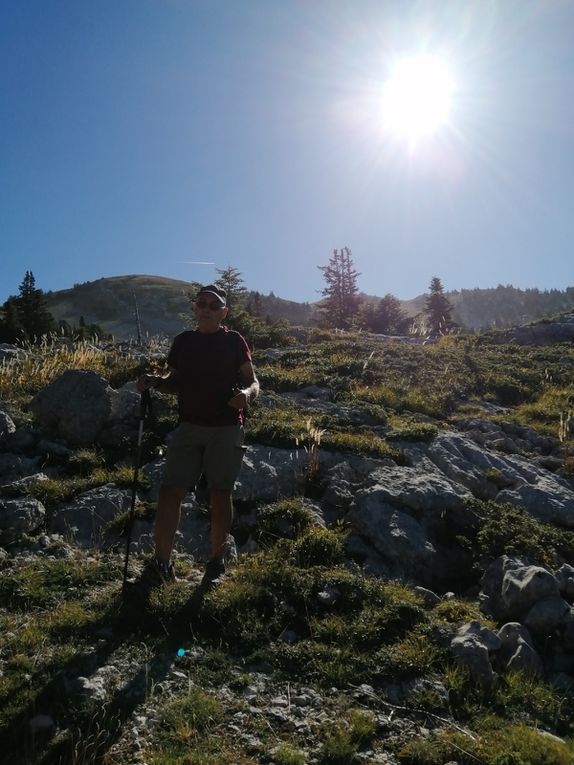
[163,423,246,492]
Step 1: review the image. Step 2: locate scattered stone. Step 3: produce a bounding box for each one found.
[523,597,570,635]
[450,622,499,688]
[481,557,560,620]
[497,622,543,676]
[556,563,574,599]
[0,411,16,439]
[279,628,299,644]
[0,497,46,541]
[29,714,55,734]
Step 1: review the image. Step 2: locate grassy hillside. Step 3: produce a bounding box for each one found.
[1,328,573,763]
[45,274,195,340]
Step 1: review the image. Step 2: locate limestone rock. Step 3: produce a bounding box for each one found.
[481,556,560,620]
[0,411,16,439]
[523,597,570,634]
[30,370,139,447]
[50,484,131,546]
[450,622,498,688]
[497,622,543,676]
[0,497,46,541]
[555,564,574,599]
[501,565,560,617]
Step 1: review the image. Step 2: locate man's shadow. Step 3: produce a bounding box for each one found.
[3,572,211,765]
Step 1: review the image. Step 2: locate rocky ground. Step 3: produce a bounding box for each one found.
[1,334,574,764]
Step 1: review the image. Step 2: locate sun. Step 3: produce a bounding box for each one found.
[381,55,455,147]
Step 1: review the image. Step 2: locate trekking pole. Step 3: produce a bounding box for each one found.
[123,387,152,590]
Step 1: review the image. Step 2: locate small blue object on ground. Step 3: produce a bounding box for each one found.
[177,648,185,657]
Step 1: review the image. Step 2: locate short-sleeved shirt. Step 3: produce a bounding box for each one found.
[166,327,252,426]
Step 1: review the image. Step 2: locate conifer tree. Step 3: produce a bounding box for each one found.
[0,298,24,343]
[215,264,248,313]
[376,294,409,334]
[318,247,360,328]
[12,272,55,342]
[424,276,456,335]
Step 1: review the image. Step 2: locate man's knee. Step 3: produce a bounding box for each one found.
[159,485,187,503]
[210,488,232,499]
[209,489,233,512]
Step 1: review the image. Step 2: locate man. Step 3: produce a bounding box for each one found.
[137,284,259,588]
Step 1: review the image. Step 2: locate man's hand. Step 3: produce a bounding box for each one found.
[227,388,248,410]
[136,374,163,393]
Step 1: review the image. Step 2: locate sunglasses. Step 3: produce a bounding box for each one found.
[196,300,223,311]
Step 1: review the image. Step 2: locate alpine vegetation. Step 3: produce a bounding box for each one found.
[1,315,574,764]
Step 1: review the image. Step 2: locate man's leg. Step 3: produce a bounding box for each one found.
[209,489,233,560]
[154,485,187,564]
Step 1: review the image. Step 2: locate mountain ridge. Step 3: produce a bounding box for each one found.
[42,274,574,340]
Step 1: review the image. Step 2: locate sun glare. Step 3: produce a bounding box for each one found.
[381,55,454,148]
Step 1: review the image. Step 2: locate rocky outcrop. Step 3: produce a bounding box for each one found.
[0,496,46,542]
[29,370,140,446]
[486,314,574,345]
[50,485,132,547]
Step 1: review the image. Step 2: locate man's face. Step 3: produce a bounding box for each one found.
[193,295,228,332]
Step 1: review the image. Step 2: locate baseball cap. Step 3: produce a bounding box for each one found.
[196,285,227,306]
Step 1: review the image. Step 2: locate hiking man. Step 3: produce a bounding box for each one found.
[136,284,259,587]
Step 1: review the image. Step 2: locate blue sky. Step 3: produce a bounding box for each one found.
[1,0,573,305]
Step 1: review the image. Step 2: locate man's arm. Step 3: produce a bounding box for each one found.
[136,370,179,394]
[227,361,259,410]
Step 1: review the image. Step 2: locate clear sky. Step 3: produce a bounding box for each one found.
[1,0,573,305]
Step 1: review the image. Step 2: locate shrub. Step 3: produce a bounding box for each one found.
[469,500,574,566]
[257,498,317,545]
[292,526,346,568]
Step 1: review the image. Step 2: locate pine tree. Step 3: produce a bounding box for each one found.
[0,298,24,343]
[424,276,456,335]
[15,271,55,342]
[375,294,410,334]
[215,265,248,313]
[318,247,360,328]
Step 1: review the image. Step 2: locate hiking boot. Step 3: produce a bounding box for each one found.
[137,558,176,592]
[200,557,226,589]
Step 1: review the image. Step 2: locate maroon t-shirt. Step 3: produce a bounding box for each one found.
[167,328,252,426]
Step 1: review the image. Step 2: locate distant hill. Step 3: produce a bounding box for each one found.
[367,285,574,330]
[44,275,316,340]
[45,275,195,340]
[43,275,574,339]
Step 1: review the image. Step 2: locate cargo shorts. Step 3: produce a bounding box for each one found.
[163,422,246,492]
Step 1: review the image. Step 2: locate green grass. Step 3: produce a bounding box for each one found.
[462,500,574,567]
[273,742,307,765]
[3,464,144,509]
[319,708,376,764]
[149,689,228,765]
[0,555,121,610]
[399,721,574,765]
[1,331,574,764]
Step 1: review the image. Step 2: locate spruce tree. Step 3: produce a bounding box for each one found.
[424,276,456,335]
[14,271,55,342]
[374,294,410,334]
[318,247,360,328]
[0,298,24,343]
[215,264,248,313]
